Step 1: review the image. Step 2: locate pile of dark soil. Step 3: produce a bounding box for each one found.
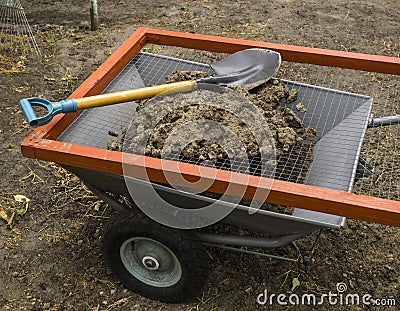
[114,71,316,183]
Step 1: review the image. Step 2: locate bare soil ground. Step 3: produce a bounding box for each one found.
[0,1,399,310]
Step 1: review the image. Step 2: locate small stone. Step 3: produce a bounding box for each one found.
[107,137,120,151]
[108,130,119,137]
[271,79,279,85]
[207,152,217,160]
[295,102,307,113]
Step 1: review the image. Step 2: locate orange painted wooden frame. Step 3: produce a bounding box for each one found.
[21,27,400,227]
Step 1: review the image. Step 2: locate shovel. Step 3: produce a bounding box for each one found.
[20,48,281,127]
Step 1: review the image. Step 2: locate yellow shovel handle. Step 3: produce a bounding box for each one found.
[75,80,198,110]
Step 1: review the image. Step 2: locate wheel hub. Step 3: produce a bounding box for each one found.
[120,237,182,287]
[142,255,160,270]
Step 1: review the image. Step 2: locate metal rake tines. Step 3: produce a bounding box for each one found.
[0,0,41,57]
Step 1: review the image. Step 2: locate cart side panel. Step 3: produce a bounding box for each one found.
[65,165,335,236]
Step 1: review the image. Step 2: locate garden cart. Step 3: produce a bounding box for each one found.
[20,28,400,302]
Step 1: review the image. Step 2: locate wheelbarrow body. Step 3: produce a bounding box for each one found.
[56,51,374,236]
[65,164,342,241]
[20,28,400,302]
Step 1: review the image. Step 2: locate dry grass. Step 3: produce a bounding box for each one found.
[0,53,25,74]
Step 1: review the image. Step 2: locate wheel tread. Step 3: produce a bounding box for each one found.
[102,209,209,302]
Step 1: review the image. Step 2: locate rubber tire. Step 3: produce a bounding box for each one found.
[102,210,209,302]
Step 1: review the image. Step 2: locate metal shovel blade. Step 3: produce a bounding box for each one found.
[198,48,281,88]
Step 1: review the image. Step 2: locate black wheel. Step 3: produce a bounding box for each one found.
[102,211,209,302]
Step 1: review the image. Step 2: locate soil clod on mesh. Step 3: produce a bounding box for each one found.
[109,71,316,183]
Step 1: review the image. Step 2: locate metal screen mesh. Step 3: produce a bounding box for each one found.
[57,45,399,202]
[58,53,213,149]
[275,62,399,201]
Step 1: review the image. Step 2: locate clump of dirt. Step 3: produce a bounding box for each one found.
[165,70,210,83]
[110,71,316,183]
[124,88,275,172]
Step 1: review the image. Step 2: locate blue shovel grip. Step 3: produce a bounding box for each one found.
[19,98,77,127]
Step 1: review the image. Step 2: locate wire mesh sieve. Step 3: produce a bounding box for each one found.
[275,62,400,201]
[57,46,399,203]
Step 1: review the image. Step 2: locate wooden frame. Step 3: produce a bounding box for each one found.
[21,27,400,226]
